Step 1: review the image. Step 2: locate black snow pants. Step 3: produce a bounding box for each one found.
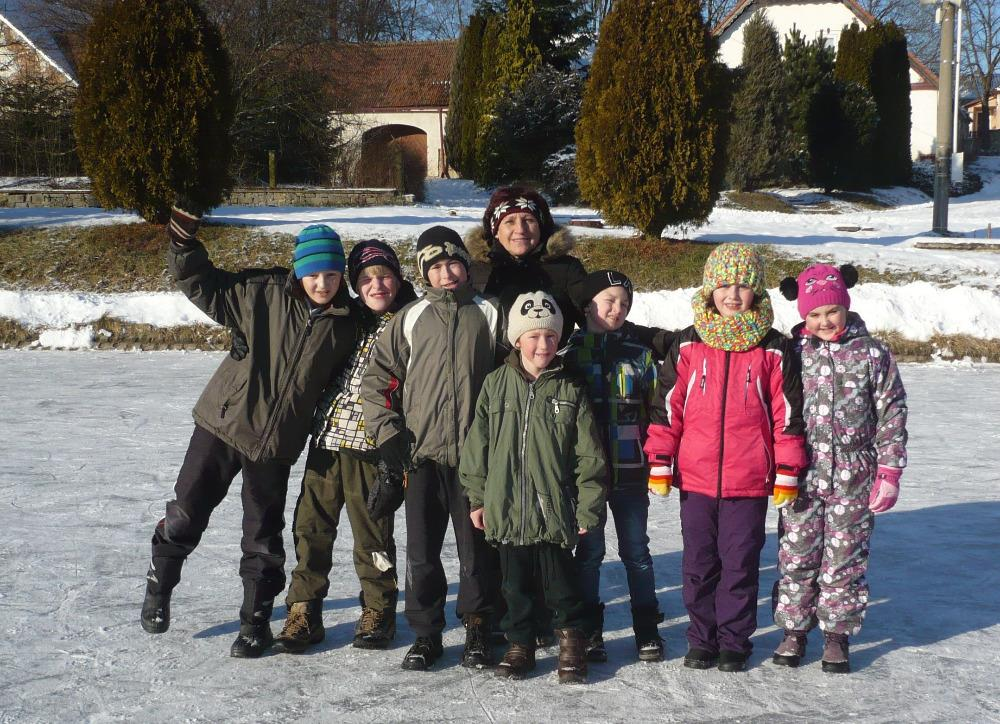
[148,424,291,625]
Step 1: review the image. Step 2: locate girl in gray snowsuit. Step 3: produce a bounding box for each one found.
[772,263,907,674]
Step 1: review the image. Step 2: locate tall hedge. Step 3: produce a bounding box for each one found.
[75,0,234,222]
[445,12,490,179]
[576,0,729,238]
[726,11,786,191]
[835,20,911,187]
[782,28,835,185]
[475,0,542,184]
[808,79,878,192]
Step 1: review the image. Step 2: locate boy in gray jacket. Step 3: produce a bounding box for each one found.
[361,225,500,671]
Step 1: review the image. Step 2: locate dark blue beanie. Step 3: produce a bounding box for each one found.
[293,224,346,279]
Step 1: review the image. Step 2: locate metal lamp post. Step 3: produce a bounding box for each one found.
[923,0,962,235]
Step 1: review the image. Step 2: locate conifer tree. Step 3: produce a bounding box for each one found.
[726,11,786,191]
[446,12,490,178]
[782,28,835,185]
[74,0,233,222]
[529,0,593,71]
[808,80,877,192]
[575,0,729,238]
[475,0,542,184]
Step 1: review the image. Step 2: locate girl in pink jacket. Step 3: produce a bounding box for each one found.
[644,243,806,672]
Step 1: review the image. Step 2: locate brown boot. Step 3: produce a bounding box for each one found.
[821,632,850,674]
[353,607,396,649]
[496,642,536,679]
[556,628,588,684]
[773,630,808,667]
[273,600,324,654]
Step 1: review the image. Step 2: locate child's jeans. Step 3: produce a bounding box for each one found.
[575,489,658,615]
[497,542,586,646]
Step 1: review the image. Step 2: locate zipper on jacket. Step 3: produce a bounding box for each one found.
[717,352,731,498]
[450,301,460,464]
[744,364,752,403]
[254,306,322,459]
[519,380,537,545]
[700,358,707,394]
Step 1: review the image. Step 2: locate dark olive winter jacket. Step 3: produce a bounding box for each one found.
[169,239,357,464]
[459,352,607,549]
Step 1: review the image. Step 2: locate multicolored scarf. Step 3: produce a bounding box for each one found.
[693,296,774,351]
[692,242,773,351]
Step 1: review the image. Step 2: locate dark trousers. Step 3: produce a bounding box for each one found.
[404,460,496,636]
[286,447,397,611]
[497,543,585,647]
[149,425,291,624]
[575,489,658,613]
[679,490,768,655]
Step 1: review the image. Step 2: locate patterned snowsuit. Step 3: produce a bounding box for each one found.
[774,313,908,635]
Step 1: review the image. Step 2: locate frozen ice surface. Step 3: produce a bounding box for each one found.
[1,351,998,722]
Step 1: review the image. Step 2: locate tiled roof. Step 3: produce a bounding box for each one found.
[325,40,456,111]
[711,0,938,89]
[0,0,76,82]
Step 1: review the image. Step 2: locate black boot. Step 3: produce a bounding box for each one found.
[231,580,275,658]
[632,605,665,662]
[140,558,181,634]
[584,603,607,663]
[140,576,171,634]
[462,614,494,669]
[231,623,274,658]
[401,634,444,671]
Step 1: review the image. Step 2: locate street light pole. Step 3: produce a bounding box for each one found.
[932,0,959,235]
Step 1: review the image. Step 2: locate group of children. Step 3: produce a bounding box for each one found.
[141,196,907,684]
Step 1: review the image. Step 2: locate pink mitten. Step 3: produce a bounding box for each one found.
[869,466,901,513]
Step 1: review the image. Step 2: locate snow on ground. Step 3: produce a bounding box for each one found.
[0,351,998,722]
[4,280,1000,350]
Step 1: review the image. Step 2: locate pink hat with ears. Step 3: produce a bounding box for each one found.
[779,263,857,318]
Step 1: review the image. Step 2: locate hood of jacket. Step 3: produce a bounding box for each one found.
[792,311,871,346]
[464,224,576,265]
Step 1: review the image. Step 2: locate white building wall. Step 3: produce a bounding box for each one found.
[716,0,936,159]
[341,109,449,178]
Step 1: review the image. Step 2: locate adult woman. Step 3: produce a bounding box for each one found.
[467,186,586,347]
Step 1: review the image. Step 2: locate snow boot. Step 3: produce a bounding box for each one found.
[461,614,494,669]
[495,642,536,680]
[556,628,588,684]
[140,564,172,634]
[584,603,606,663]
[632,605,665,663]
[273,600,325,654]
[353,607,396,649]
[230,623,274,658]
[718,649,749,672]
[821,632,850,674]
[772,630,808,668]
[683,647,719,670]
[401,634,443,671]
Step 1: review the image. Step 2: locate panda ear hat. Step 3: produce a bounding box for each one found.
[506,290,564,347]
[779,276,799,301]
[839,263,859,289]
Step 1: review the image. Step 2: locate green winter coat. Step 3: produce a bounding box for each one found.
[170,239,357,464]
[459,352,607,548]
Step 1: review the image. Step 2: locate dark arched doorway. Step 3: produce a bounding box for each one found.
[355,124,427,199]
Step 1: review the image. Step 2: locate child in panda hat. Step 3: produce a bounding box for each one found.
[460,290,607,684]
[771,263,908,674]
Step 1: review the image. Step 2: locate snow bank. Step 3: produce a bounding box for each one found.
[3,282,998,341]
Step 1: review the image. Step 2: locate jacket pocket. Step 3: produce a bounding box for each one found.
[219,377,248,420]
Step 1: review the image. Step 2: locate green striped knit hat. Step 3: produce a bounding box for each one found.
[293,224,346,279]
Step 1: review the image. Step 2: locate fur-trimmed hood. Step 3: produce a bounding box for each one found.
[464,224,576,264]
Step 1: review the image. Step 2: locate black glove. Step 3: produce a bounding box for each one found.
[167,204,201,248]
[366,460,406,521]
[229,330,249,361]
[378,431,413,474]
